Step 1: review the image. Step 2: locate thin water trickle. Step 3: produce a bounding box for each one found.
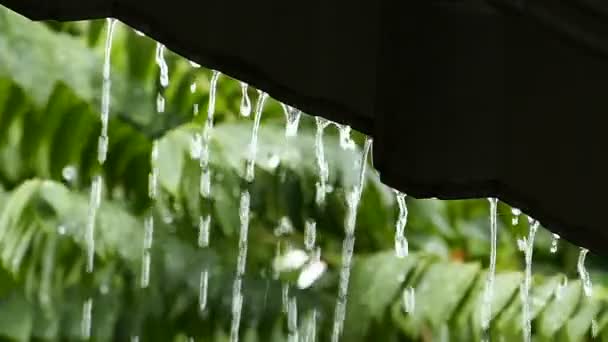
[393,190,409,258]
[198,215,211,248]
[550,233,560,254]
[148,141,159,199]
[245,92,268,182]
[481,198,498,332]
[282,283,290,314]
[141,215,154,288]
[577,248,593,297]
[288,297,299,342]
[98,18,117,164]
[156,93,165,113]
[199,269,209,311]
[81,298,93,340]
[86,175,103,273]
[314,117,330,206]
[240,82,252,117]
[521,217,539,342]
[282,104,302,138]
[331,138,372,342]
[230,190,251,342]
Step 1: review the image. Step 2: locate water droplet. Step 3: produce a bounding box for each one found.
[57,225,66,235]
[511,207,521,226]
[274,216,294,236]
[156,93,165,113]
[62,165,77,183]
[190,82,197,93]
[550,233,560,253]
[266,153,280,170]
[282,104,301,137]
[239,82,251,117]
[100,283,109,295]
[403,286,415,314]
[274,249,309,273]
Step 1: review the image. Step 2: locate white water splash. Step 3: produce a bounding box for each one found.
[81,298,93,340]
[282,104,302,138]
[239,82,252,117]
[521,217,539,342]
[199,269,209,311]
[550,233,560,254]
[314,117,330,206]
[481,198,498,332]
[304,219,317,251]
[393,190,409,258]
[403,286,416,314]
[230,190,251,342]
[337,125,356,150]
[273,249,309,273]
[298,258,327,290]
[577,248,593,297]
[511,207,521,226]
[245,92,268,182]
[331,138,372,342]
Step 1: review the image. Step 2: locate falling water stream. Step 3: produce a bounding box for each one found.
[578,248,593,297]
[481,198,498,335]
[393,191,409,258]
[82,18,117,339]
[314,117,330,206]
[198,70,221,311]
[230,92,268,342]
[331,138,372,342]
[521,217,539,342]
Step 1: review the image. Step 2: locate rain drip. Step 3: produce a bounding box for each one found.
[282,104,302,138]
[393,190,409,258]
[230,92,268,339]
[331,138,372,342]
[240,82,251,117]
[511,208,521,226]
[550,233,560,254]
[314,117,330,206]
[577,248,593,297]
[198,70,220,313]
[245,92,269,182]
[481,198,498,333]
[521,217,539,342]
[98,18,116,164]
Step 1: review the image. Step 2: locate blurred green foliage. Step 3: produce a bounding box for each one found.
[0,6,608,341]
